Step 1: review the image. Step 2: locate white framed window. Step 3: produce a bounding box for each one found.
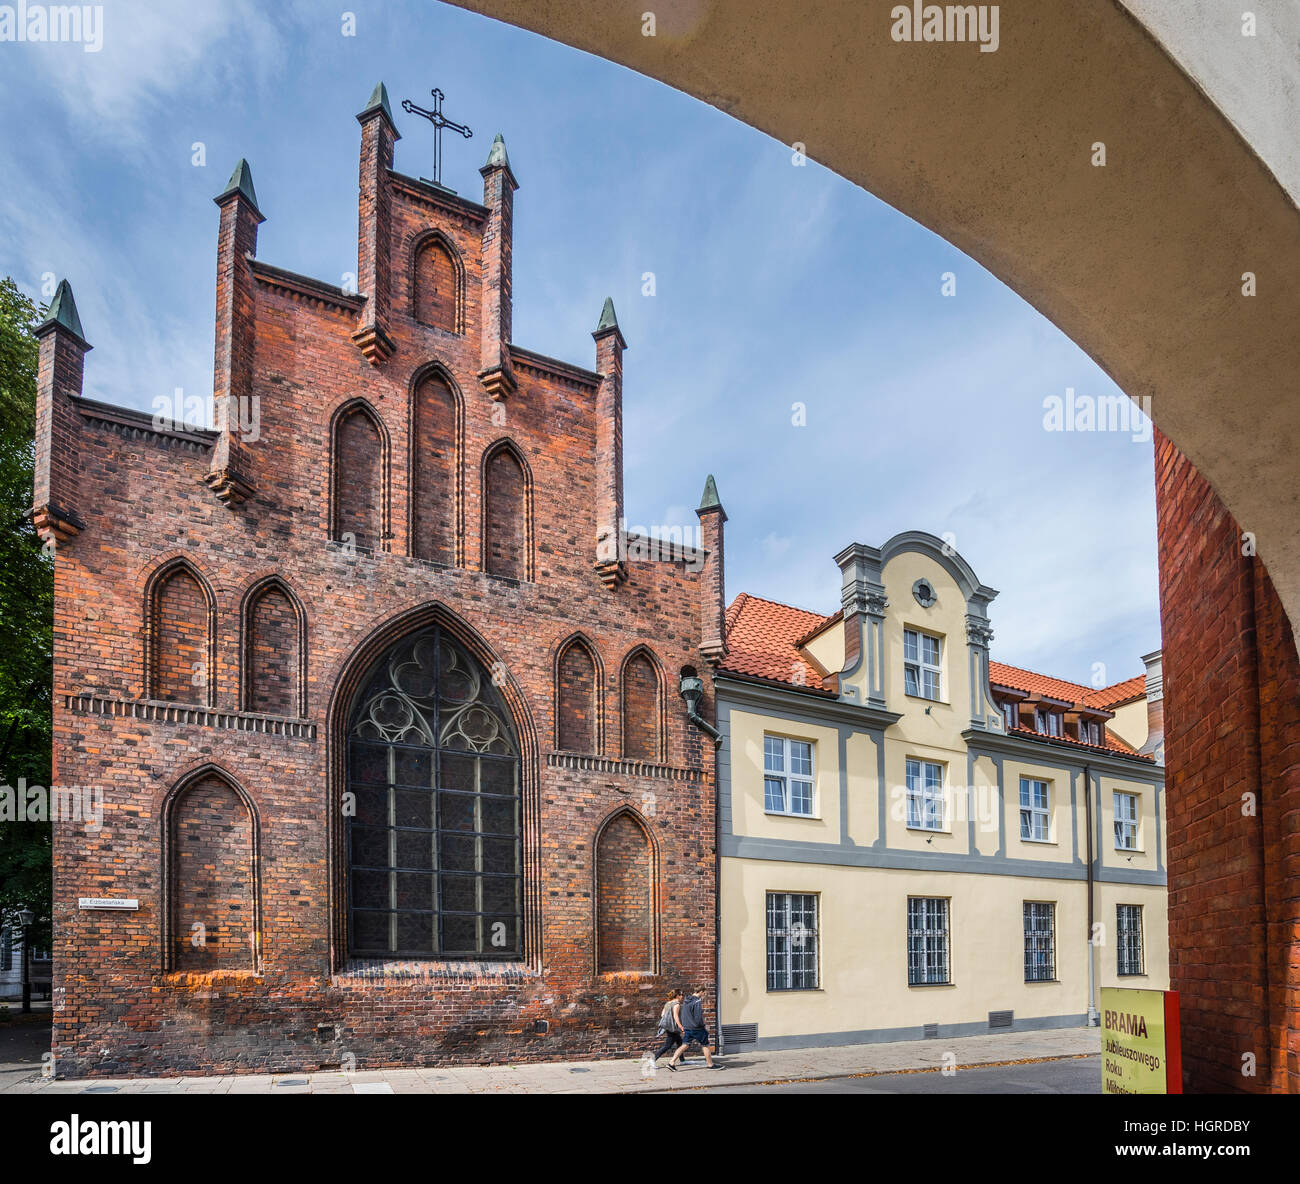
[907,897,950,985]
[903,628,942,700]
[1117,904,1144,976]
[1019,777,1051,841]
[1001,700,1018,731]
[1023,901,1056,982]
[766,892,819,990]
[905,757,945,830]
[1079,719,1101,745]
[764,735,815,816]
[1114,790,1139,850]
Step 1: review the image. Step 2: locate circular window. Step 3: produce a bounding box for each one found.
[912,579,936,608]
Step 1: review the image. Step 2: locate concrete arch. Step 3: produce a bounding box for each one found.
[451,0,1300,632]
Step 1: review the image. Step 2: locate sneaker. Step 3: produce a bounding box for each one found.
[665,1061,678,1072]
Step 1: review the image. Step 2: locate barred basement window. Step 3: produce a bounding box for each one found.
[347,626,521,960]
[763,735,814,816]
[907,896,950,985]
[1114,790,1139,850]
[903,628,942,700]
[1023,901,1055,981]
[1117,904,1144,976]
[905,757,945,830]
[1019,777,1050,841]
[766,892,818,990]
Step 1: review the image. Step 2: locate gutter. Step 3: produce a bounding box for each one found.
[1084,761,1098,1026]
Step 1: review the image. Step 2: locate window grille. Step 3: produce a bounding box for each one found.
[907,897,950,985]
[1023,901,1055,981]
[766,893,819,990]
[1117,904,1144,976]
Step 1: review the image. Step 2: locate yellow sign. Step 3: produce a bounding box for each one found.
[1101,987,1181,1094]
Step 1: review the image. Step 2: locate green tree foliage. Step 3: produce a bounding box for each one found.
[0,277,52,948]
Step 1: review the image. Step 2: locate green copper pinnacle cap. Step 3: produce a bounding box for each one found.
[484,132,510,169]
[698,474,723,512]
[358,81,398,130]
[37,279,88,345]
[592,296,626,349]
[216,159,260,210]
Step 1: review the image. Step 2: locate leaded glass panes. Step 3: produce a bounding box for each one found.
[347,626,522,959]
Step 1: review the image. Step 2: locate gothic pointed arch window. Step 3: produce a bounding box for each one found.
[332,401,386,552]
[242,577,305,717]
[347,626,521,959]
[556,635,600,754]
[147,559,214,704]
[410,371,459,564]
[621,648,663,762]
[413,234,460,332]
[595,808,655,974]
[482,441,530,581]
[166,768,259,972]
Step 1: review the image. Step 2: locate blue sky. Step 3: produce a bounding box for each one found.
[0,0,1159,687]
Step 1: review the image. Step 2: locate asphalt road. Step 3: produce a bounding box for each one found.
[693,1054,1100,1093]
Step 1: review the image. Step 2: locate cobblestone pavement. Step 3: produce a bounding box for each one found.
[3,1023,1099,1094]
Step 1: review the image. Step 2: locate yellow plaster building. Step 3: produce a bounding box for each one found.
[714,532,1165,1051]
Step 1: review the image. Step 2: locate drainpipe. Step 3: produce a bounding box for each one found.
[678,673,724,1055]
[678,675,722,746]
[1084,761,1098,1026]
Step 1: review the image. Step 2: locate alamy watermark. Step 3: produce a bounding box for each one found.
[0,3,103,52]
[891,4,999,53]
[1043,388,1152,443]
[0,779,103,827]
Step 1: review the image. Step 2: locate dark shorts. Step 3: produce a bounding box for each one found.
[681,1027,710,1046]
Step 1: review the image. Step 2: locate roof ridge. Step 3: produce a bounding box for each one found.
[990,659,1092,695]
[727,591,831,620]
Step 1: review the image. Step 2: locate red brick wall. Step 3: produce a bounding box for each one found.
[171,775,255,972]
[596,811,652,973]
[622,652,660,761]
[1155,428,1300,1093]
[557,639,596,752]
[247,584,298,716]
[41,132,718,1076]
[151,566,209,702]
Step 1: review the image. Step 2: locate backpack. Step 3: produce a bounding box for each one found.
[657,1000,679,1036]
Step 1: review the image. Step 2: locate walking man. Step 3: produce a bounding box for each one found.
[668,986,721,1070]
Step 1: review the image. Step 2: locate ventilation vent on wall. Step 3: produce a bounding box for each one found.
[988,1010,1014,1030]
[923,1023,939,1039]
[721,1023,758,1047]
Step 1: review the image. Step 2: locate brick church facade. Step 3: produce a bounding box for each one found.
[33,85,726,1077]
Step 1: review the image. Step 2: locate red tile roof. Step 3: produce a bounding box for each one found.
[1083,674,1146,709]
[719,594,836,695]
[722,595,1154,759]
[988,661,1093,704]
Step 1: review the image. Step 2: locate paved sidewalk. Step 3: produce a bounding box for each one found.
[5,1025,1098,1094]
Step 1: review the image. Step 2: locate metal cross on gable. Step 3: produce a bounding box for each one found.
[401,88,473,190]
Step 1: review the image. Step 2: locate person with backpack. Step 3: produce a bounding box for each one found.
[668,986,721,1070]
[652,988,686,1068]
